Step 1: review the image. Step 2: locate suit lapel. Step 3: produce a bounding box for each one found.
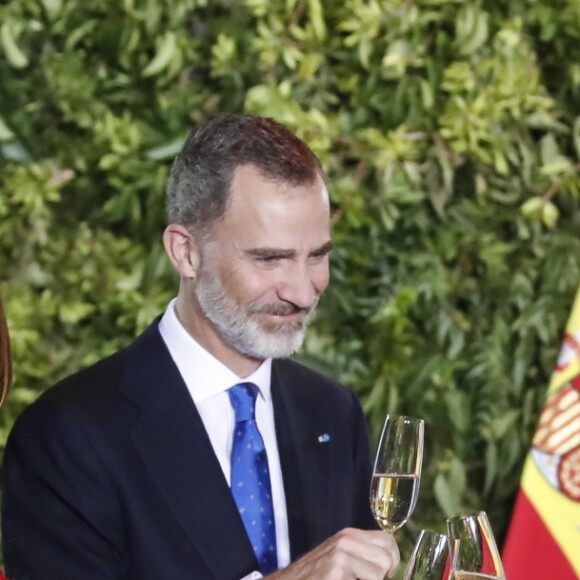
[120,323,259,579]
[272,360,332,560]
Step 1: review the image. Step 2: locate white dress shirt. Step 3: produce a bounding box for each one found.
[158,299,290,578]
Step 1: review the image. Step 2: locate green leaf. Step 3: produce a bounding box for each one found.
[446,391,470,434]
[483,440,497,495]
[541,201,559,228]
[1,22,29,69]
[434,458,466,517]
[308,0,327,41]
[142,32,177,77]
[521,197,543,216]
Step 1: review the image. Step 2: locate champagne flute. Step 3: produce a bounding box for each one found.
[370,415,424,532]
[403,529,451,580]
[446,511,506,580]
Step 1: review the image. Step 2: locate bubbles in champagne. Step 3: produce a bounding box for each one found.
[370,473,420,532]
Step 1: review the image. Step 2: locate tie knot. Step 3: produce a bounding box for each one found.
[228,382,259,423]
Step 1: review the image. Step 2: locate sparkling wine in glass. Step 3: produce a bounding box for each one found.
[403,529,451,580]
[446,511,506,580]
[370,415,424,532]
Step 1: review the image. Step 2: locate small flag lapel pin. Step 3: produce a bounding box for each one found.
[318,433,331,443]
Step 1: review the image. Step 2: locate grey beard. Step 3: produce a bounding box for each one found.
[194,268,316,360]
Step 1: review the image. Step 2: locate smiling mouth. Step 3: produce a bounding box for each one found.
[252,305,310,330]
[252,303,309,316]
[267,311,304,321]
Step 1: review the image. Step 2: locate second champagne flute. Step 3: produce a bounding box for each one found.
[370,414,424,532]
[403,529,451,580]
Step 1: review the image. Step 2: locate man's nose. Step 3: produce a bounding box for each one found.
[277,265,320,309]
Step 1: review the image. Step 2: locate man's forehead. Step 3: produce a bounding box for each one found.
[231,163,325,190]
[205,166,331,249]
[227,165,327,209]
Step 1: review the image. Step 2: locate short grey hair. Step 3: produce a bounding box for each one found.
[166,114,325,237]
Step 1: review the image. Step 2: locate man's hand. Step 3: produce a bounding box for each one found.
[267,527,400,580]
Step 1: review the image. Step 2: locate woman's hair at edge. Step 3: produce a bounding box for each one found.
[0,291,12,408]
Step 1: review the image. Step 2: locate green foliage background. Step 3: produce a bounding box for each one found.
[1,0,580,572]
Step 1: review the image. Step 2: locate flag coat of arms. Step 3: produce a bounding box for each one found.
[503,287,580,578]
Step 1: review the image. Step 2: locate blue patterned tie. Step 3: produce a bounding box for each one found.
[228,382,278,574]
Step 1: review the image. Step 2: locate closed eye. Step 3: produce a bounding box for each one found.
[244,241,332,265]
[258,255,283,264]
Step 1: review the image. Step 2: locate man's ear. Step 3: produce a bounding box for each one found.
[163,224,200,279]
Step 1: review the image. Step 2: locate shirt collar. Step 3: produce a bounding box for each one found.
[158,298,272,404]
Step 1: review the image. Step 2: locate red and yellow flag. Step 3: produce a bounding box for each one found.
[503,286,580,578]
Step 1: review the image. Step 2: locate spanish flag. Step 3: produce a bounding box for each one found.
[503,286,580,578]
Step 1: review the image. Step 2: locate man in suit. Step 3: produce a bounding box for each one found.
[1,114,399,579]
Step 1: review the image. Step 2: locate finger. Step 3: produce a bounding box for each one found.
[334,528,388,547]
[346,528,398,548]
[347,548,398,580]
[382,533,400,576]
[346,530,400,578]
[330,531,399,579]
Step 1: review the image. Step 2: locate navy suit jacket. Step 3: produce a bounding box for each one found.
[1,320,376,579]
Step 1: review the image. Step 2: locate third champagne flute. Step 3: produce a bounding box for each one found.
[370,414,424,532]
[446,511,506,580]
